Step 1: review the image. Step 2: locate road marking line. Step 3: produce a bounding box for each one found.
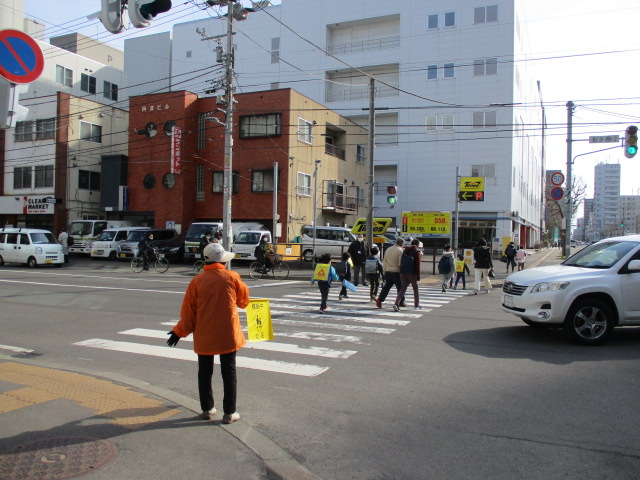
[269,310,412,325]
[74,339,328,377]
[284,294,447,307]
[120,328,357,359]
[0,344,34,354]
[260,300,423,317]
[0,278,185,294]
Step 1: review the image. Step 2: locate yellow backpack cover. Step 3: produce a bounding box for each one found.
[313,263,330,281]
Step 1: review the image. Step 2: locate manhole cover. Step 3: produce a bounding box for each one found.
[0,437,118,479]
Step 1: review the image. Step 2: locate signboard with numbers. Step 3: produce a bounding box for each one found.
[588,135,620,144]
[401,211,451,237]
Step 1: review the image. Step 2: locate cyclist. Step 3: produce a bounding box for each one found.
[138,232,155,271]
[199,232,213,260]
[255,235,272,272]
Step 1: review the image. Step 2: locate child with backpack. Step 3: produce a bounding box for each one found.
[333,252,352,300]
[438,244,456,293]
[365,246,384,301]
[310,253,339,313]
[516,246,527,271]
[453,254,470,290]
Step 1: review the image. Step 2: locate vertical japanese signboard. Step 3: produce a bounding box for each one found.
[171,126,182,174]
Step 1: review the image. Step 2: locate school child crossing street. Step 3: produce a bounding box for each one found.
[365,246,384,301]
[453,254,470,290]
[311,253,339,313]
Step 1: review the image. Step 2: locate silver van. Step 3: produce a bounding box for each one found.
[118,228,178,259]
[301,226,356,262]
[91,227,150,260]
[0,228,64,268]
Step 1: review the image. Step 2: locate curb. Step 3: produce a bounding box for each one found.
[0,353,322,480]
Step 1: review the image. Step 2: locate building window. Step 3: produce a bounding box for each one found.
[296,172,311,196]
[271,37,280,64]
[297,118,313,144]
[78,170,100,190]
[443,63,455,78]
[444,11,456,27]
[186,50,192,58]
[197,111,214,150]
[196,164,205,201]
[425,115,437,132]
[426,64,438,80]
[474,57,498,76]
[36,118,56,140]
[80,121,102,143]
[474,5,498,24]
[212,171,239,193]
[442,114,454,130]
[472,164,496,178]
[427,14,438,29]
[103,81,118,101]
[472,111,497,129]
[13,166,32,189]
[239,113,281,138]
[356,145,366,163]
[252,170,276,192]
[80,73,97,94]
[35,165,54,188]
[56,65,72,87]
[15,120,34,142]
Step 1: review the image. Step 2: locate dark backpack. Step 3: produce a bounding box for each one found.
[438,255,452,274]
[400,251,416,274]
[505,245,516,256]
[365,258,378,274]
[333,261,347,278]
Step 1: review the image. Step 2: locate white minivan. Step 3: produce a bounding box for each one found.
[0,228,64,268]
[91,227,151,260]
[301,226,356,262]
[232,230,272,260]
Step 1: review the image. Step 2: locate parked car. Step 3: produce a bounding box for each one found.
[157,233,185,263]
[118,228,178,259]
[501,235,640,345]
[300,226,356,262]
[232,230,271,261]
[91,227,150,260]
[0,228,64,268]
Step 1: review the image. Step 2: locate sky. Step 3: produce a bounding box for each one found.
[22,0,640,218]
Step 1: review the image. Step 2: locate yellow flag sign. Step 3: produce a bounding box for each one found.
[246,298,274,342]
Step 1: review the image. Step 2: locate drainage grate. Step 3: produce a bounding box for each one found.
[0,437,118,479]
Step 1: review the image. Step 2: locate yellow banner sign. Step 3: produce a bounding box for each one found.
[460,177,485,191]
[246,299,274,342]
[401,211,451,237]
[351,218,393,235]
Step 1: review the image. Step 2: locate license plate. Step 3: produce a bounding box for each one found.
[191,247,199,252]
[119,253,126,258]
[235,253,240,258]
[45,259,52,264]
[503,295,514,308]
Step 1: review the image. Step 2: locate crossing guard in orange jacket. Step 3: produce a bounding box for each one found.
[167,243,249,424]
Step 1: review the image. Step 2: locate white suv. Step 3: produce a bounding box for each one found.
[501,235,640,345]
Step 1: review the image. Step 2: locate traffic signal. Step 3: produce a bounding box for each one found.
[98,0,125,33]
[128,0,172,28]
[625,125,638,159]
[386,185,398,207]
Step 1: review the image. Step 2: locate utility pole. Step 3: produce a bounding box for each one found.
[365,78,375,248]
[312,159,321,268]
[222,3,235,253]
[272,161,279,249]
[454,166,460,254]
[565,101,574,258]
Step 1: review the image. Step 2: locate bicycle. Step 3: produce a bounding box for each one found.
[249,255,289,280]
[131,248,169,273]
[193,259,205,274]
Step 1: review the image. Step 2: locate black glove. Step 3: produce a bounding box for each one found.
[166,330,180,347]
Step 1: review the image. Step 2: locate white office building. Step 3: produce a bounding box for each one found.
[125,0,545,248]
[592,162,621,239]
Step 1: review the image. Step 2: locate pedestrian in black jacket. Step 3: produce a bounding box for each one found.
[473,238,493,294]
[347,236,370,286]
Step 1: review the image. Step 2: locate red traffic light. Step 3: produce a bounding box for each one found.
[386,185,397,195]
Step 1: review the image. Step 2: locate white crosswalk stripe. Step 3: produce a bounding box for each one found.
[74,285,468,377]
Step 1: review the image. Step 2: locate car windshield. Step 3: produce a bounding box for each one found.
[127,230,151,242]
[186,224,219,241]
[563,240,638,269]
[31,233,57,244]
[235,232,262,244]
[69,222,92,236]
[96,231,116,241]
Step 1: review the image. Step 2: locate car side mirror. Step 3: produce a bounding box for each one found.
[627,259,640,272]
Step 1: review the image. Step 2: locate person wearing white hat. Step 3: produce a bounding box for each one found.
[167,243,249,424]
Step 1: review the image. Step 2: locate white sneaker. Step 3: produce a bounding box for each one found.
[223,412,240,424]
[202,408,216,420]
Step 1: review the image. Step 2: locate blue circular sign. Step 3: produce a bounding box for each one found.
[0,29,44,84]
[550,186,564,201]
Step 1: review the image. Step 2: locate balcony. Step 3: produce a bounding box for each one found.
[325,143,345,160]
[328,35,400,56]
[321,180,359,215]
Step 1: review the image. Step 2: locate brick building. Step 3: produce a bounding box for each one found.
[127,89,368,241]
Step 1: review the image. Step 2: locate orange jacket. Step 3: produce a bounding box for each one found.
[174,263,250,355]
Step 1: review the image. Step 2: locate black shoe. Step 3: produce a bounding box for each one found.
[363,283,369,286]
[399,303,407,307]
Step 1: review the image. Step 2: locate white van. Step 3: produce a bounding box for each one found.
[91,227,151,260]
[301,226,356,262]
[232,230,272,260]
[0,228,64,268]
[184,222,223,262]
[68,220,141,255]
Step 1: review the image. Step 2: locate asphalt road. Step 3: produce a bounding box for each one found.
[1,254,640,479]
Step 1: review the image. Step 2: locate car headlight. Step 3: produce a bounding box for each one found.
[531,282,570,293]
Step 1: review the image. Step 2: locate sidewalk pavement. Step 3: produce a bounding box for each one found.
[0,357,321,480]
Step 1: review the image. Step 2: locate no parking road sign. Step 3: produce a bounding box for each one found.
[550,186,565,201]
[0,29,44,84]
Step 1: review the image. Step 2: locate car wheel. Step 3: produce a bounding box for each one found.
[108,251,117,261]
[27,257,37,268]
[303,249,314,262]
[0,255,4,266]
[563,298,614,345]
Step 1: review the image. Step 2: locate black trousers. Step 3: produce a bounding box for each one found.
[197,351,237,414]
[378,271,403,303]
